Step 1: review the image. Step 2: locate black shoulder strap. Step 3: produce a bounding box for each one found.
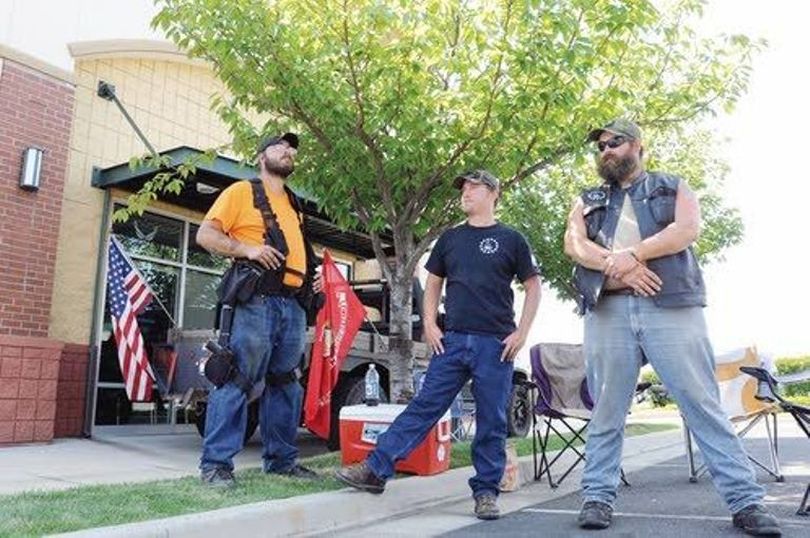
[250,178,288,255]
[283,185,315,281]
[283,185,305,227]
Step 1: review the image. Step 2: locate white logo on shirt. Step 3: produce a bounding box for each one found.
[479,237,499,255]
[586,190,607,202]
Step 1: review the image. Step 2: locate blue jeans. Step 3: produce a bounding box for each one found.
[367,331,514,498]
[581,295,764,513]
[200,295,306,473]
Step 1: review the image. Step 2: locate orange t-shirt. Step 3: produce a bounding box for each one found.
[204,180,306,288]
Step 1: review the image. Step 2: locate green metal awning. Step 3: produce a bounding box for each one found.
[92,146,390,258]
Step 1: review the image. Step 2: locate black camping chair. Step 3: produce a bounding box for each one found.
[741,365,810,516]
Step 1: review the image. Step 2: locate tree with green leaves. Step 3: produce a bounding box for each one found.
[146,0,759,401]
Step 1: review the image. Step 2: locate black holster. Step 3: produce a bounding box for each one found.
[203,304,252,393]
[216,260,264,307]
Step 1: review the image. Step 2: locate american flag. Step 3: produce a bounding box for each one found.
[106,237,156,402]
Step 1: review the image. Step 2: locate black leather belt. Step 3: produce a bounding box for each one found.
[602,287,635,297]
[257,284,301,298]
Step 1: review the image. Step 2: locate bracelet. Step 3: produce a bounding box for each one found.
[629,249,641,262]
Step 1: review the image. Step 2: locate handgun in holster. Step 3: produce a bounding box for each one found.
[201,304,252,393]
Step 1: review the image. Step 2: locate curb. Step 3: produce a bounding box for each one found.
[52,430,684,537]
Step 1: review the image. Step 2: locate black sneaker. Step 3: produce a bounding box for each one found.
[200,467,236,489]
[578,500,613,529]
[732,504,782,536]
[474,493,501,520]
[267,463,319,479]
[335,461,386,494]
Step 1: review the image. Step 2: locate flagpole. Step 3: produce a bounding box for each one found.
[363,316,389,353]
[110,234,178,327]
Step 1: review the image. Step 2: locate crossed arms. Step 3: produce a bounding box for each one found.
[563,180,701,296]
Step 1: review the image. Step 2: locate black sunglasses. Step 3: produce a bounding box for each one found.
[596,135,630,153]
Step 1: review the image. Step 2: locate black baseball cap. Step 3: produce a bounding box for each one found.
[453,169,500,190]
[256,132,299,154]
[587,118,642,142]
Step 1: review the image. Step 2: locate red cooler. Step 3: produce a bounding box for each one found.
[339,404,452,475]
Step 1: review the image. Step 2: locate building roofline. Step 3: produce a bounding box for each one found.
[0,43,75,84]
[92,146,253,188]
[92,145,317,203]
[68,39,209,68]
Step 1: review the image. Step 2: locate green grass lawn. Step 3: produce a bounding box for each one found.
[0,422,675,537]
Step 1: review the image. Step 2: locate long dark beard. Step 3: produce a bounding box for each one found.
[261,158,294,178]
[598,154,637,184]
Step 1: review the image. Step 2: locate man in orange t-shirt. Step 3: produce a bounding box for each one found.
[196,132,321,487]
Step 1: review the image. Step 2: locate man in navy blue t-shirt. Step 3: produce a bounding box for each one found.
[337,170,541,521]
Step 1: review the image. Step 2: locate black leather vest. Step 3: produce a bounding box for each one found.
[572,171,706,314]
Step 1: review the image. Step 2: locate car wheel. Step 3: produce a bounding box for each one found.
[507,381,532,438]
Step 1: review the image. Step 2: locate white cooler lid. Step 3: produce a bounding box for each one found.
[339,403,451,422]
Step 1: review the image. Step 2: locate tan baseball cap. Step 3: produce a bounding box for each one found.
[587,118,642,141]
[453,169,500,190]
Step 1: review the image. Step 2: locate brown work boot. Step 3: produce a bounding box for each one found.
[266,463,319,479]
[335,461,386,494]
[578,500,613,529]
[474,493,501,520]
[200,467,236,489]
[732,504,782,536]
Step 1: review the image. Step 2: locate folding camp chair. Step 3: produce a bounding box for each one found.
[413,369,471,442]
[683,347,782,483]
[528,343,631,489]
[741,365,810,516]
[449,382,475,442]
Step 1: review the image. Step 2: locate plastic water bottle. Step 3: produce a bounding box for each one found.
[364,363,380,406]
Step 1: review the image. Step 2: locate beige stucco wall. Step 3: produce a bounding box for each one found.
[48,40,361,344]
[49,41,234,344]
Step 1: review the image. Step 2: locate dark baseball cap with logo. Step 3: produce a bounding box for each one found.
[453,169,500,191]
[256,132,299,154]
[587,118,642,142]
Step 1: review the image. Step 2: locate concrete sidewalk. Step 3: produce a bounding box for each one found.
[2,413,806,537]
[0,426,329,495]
[50,422,692,537]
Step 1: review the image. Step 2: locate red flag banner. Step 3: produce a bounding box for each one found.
[304,250,367,439]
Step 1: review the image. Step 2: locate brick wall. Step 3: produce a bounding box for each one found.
[53,343,89,437]
[0,58,75,337]
[0,335,62,444]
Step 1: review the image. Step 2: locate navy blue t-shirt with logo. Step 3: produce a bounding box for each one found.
[425,222,540,339]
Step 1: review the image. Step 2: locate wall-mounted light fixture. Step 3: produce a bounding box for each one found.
[19,147,44,191]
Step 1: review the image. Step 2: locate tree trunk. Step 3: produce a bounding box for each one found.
[388,268,414,403]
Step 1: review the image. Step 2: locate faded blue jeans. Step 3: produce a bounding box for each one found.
[367,331,514,499]
[582,295,764,513]
[200,295,306,474]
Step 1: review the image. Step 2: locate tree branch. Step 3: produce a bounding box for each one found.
[402,0,514,225]
[350,187,393,282]
[510,145,572,186]
[405,218,456,279]
[340,3,395,220]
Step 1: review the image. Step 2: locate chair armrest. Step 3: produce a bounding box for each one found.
[516,378,538,389]
[635,381,652,394]
[777,369,810,385]
[740,366,779,403]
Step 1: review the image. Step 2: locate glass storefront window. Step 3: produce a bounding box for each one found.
[112,206,184,262]
[96,206,225,427]
[183,269,220,329]
[187,223,230,271]
[131,260,180,317]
